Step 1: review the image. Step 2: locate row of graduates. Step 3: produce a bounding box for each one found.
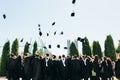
[6,52,120,80]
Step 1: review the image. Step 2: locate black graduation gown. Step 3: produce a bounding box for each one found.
[42,58,53,80]
[71,59,81,80]
[58,59,68,80]
[65,57,72,80]
[56,60,63,80]
[81,58,91,79]
[52,60,58,80]
[6,57,17,80]
[23,56,33,80]
[31,57,42,80]
[101,61,108,80]
[15,56,22,79]
[107,60,113,78]
[91,61,100,80]
[115,59,120,78]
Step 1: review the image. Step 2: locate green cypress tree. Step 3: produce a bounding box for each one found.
[92,41,97,55]
[11,38,19,55]
[116,41,120,53]
[33,41,38,55]
[69,42,79,56]
[92,41,102,59]
[104,35,116,61]
[39,49,43,56]
[24,42,30,54]
[0,41,10,76]
[82,37,92,56]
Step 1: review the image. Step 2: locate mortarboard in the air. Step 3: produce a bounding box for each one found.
[38,24,40,27]
[20,38,24,42]
[43,46,47,49]
[26,42,31,45]
[72,0,76,4]
[3,14,6,19]
[64,47,68,49]
[71,12,75,17]
[77,37,85,42]
[39,31,42,36]
[52,22,55,26]
[57,44,60,48]
[60,31,63,35]
[47,33,49,36]
[54,31,57,35]
[48,45,51,49]
[38,28,41,30]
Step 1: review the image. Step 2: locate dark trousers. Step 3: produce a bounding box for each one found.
[90,76,100,80]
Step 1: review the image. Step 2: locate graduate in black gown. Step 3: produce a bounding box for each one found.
[31,53,43,80]
[107,58,113,80]
[42,54,53,80]
[6,54,19,80]
[57,56,63,80]
[91,55,100,80]
[65,55,72,80]
[51,55,58,80]
[81,55,91,80]
[115,58,120,80]
[22,53,33,80]
[71,55,82,80]
[60,55,68,80]
[15,54,22,80]
[101,57,108,80]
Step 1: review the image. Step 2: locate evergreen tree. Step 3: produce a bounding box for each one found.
[92,41,102,59]
[69,42,79,56]
[11,38,19,55]
[33,41,38,55]
[24,42,30,54]
[82,37,92,56]
[0,41,10,76]
[104,35,116,61]
[38,49,43,56]
[116,41,120,53]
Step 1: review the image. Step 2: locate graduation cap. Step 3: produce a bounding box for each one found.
[57,44,60,48]
[38,24,40,27]
[60,31,63,35]
[47,33,49,36]
[71,12,75,17]
[54,31,56,35]
[52,22,55,26]
[43,46,47,49]
[38,28,41,30]
[39,31,42,36]
[48,45,51,49]
[53,55,56,59]
[72,0,76,4]
[77,37,85,42]
[26,42,31,45]
[20,38,24,42]
[3,14,6,19]
[64,47,68,49]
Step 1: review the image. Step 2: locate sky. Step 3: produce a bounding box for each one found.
[0,0,120,56]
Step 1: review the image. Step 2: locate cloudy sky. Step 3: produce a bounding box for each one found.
[0,0,120,56]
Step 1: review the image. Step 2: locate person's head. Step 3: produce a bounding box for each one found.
[94,55,99,62]
[46,53,49,57]
[62,54,65,58]
[10,53,14,58]
[24,53,30,58]
[74,55,77,59]
[58,55,61,59]
[35,53,39,58]
[53,55,56,60]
